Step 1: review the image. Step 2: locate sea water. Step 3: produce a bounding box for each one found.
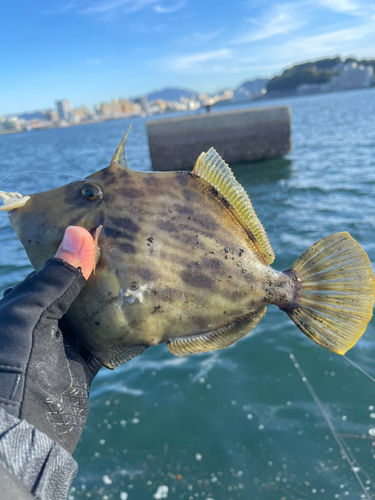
[0,88,374,500]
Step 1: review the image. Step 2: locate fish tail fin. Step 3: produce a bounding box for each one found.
[285,232,375,354]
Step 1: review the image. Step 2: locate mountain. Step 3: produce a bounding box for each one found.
[147,87,198,102]
[233,79,269,102]
[17,111,52,121]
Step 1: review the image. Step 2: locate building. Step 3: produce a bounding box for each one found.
[4,116,21,132]
[134,96,148,114]
[55,99,73,122]
[329,63,374,91]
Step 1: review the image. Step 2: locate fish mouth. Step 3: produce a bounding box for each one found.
[0,191,31,211]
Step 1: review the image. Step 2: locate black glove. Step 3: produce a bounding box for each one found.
[0,258,102,454]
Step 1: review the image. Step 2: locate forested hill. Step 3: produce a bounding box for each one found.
[267,57,375,92]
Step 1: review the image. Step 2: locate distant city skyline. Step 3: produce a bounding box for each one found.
[2,0,375,116]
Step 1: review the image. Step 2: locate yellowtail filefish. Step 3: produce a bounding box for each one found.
[1,129,374,369]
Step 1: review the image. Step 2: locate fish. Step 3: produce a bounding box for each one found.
[1,129,374,369]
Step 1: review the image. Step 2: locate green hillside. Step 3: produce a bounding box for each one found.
[267,57,375,92]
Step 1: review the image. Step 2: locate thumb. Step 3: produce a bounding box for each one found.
[55,226,97,280]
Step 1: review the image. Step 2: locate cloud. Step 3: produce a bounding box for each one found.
[166,48,232,72]
[232,2,310,44]
[175,29,224,46]
[270,21,375,65]
[315,0,358,12]
[79,0,156,14]
[154,1,185,13]
[42,2,75,15]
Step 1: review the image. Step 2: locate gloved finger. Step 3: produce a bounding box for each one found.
[54,226,97,280]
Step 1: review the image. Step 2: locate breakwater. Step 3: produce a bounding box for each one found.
[147,106,291,170]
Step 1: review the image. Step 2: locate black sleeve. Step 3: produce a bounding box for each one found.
[0,407,77,500]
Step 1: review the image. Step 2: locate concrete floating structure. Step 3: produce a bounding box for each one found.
[146,106,291,171]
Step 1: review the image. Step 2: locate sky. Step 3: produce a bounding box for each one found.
[1,0,375,115]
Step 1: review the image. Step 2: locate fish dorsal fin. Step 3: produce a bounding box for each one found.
[110,125,132,169]
[193,148,275,265]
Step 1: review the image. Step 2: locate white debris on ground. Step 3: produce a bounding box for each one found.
[153,485,169,499]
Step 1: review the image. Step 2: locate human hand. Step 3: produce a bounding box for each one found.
[0,226,102,454]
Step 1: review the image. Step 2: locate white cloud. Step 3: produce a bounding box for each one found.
[42,2,75,15]
[315,0,358,12]
[166,48,232,72]
[175,29,224,46]
[154,1,185,13]
[232,2,310,44]
[79,0,156,14]
[270,21,375,65]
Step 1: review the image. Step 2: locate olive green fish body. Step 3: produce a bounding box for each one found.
[2,131,374,368]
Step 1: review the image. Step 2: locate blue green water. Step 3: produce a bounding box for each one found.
[1,88,375,500]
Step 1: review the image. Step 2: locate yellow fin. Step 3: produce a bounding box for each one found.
[166,307,266,357]
[288,232,375,354]
[193,148,275,265]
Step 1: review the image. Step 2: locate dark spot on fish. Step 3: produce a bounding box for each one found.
[95,321,100,326]
[193,213,219,231]
[139,269,157,281]
[180,233,201,246]
[143,175,158,186]
[158,220,178,233]
[110,216,139,233]
[182,189,192,202]
[175,173,191,187]
[152,305,162,314]
[27,239,31,243]
[147,237,154,243]
[192,316,208,329]
[120,169,130,178]
[174,204,194,217]
[119,242,136,253]
[119,187,145,199]
[201,258,221,270]
[239,249,244,257]
[210,187,218,196]
[181,270,213,289]
[104,227,136,241]
[157,288,180,303]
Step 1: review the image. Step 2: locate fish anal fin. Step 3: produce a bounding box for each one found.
[193,148,275,265]
[167,307,266,358]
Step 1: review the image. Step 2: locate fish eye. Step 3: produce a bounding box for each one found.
[81,183,103,201]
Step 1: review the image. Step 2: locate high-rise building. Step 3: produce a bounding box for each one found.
[55,99,73,122]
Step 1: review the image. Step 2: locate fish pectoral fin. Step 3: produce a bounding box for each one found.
[287,232,375,354]
[91,343,148,369]
[193,148,275,265]
[166,307,266,358]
